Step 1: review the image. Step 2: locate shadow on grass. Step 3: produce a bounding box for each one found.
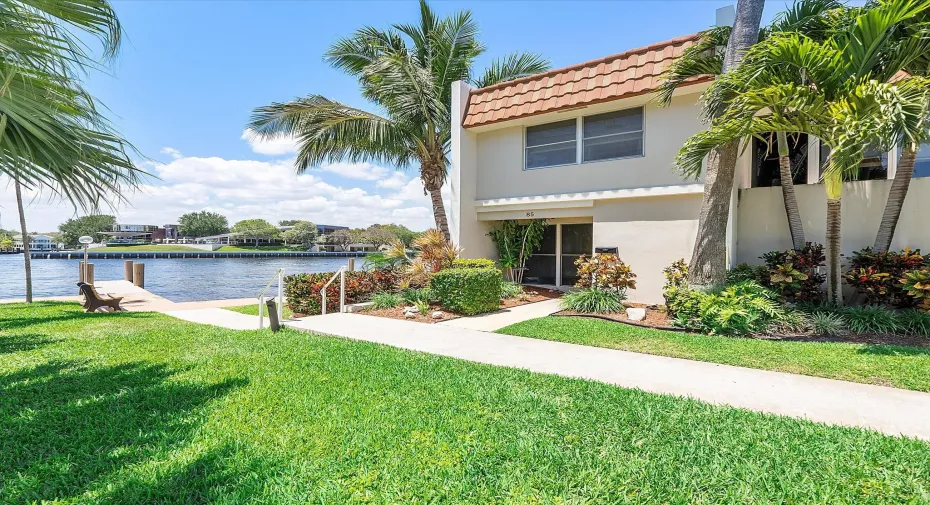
[856,344,930,356]
[0,360,249,503]
[0,333,61,354]
[0,308,153,332]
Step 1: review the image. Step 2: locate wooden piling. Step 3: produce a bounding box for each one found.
[79,262,94,284]
[124,260,134,282]
[132,263,145,288]
[347,257,355,272]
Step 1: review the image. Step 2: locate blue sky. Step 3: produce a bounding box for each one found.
[3,0,795,232]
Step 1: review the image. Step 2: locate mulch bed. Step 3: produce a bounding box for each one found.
[359,287,564,324]
[554,303,930,347]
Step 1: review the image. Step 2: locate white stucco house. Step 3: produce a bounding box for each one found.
[449,27,930,303]
[13,234,55,252]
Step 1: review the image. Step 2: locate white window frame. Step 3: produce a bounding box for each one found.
[523,106,645,171]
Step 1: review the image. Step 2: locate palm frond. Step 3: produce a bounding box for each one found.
[471,51,550,88]
[655,26,728,106]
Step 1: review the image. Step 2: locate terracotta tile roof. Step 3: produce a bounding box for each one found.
[463,33,711,128]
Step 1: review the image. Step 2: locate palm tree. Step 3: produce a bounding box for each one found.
[676,0,930,304]
[651,0,765,287]
[1,0,143,302]
[248,0,549,240]
[658,0,843,253]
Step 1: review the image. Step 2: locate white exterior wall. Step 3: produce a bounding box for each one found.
[473,94,705,200]
[736,178,930,264]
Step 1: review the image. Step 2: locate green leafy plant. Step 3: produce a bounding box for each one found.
[896,309,930,336]
[284,269,398,315]
[560,288,626,314]
[487,219,547,283]
[899,268,930,311]
[415,300,431,315]
[401,288,433,306]
[758,243,826,302]
[809,311,846,336]
[500,281,524,300]
[574,254,637,297]
[845,248,929,306]
[663,259,689,290]
[666,281,789,336]
[430,267,502,315]
[842,306,901,334]
[726,263,767,285]
[453,258,497,269]
[369,291,402,310]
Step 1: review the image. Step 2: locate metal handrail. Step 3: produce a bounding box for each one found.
[321,266,346,315]
[257,268,285,329]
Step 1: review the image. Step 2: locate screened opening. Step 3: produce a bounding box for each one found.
[523,225,556,285]
[751,133,809,187]
[583,108,643,162]
[525,120,576,169]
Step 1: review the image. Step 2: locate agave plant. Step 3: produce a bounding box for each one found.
[387,229,461,288]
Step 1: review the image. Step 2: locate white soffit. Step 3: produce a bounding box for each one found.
[474,183,704,213]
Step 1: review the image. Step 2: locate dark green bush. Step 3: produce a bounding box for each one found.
[666,281,798,336]
[401,287,433,305]
[726,263,767,285]
[842,305,901,334]
[500,281,524,300]
[452,258,497,269]
[369,291,402,310]
[430,267,502,315]
[897,309,930,336]
[560,288,625,314]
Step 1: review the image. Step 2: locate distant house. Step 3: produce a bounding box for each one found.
[98,223,183,245]
[194,224,351,247]
[13,234,56,252]
[448,13,930,302]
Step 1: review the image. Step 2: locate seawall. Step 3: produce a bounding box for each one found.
[32,251,371,260]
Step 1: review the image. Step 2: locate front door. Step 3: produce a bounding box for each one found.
[523,225,556,285]
[560,224,593,286]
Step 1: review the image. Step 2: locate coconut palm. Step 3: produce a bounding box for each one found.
[676,0,930,304]
[247,0,549,241]
[1,0,143,302]
[658,0,844,253]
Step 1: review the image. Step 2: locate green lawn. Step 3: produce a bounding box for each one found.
[2,303,929,504]
[498,316,930,392]
[223,303,293,319]
[216,245,302,252]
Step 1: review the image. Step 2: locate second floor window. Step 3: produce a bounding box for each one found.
[583,108,644,162]
[525,119,577,169]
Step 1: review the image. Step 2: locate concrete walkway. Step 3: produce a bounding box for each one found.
[286,313,930,440]
[164,307,270,330]
[437,298,562,331]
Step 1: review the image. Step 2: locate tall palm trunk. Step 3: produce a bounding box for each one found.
[688,0,765,287]
[825,197,842,305]
[873,144,916,252]
[420,159,449,240]
[14,179,33,303]
[777,131,805,249]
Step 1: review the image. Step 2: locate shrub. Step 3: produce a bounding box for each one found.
[899,268,930,310]
[401,287,433,306]
[664,286,705,329]
[663,259,688,290]
[897,309,930,336]
[809,311,846,335]
[759,243,826,302]
[285,269,397,315]
[842,306,901,334]
[369,291,402,310]
[453,258,497,269]
[561,288,626,314]
[667,281,790,336]
[845,247,929,306]
[575,254,637,297]
[769,310,812,336]
[726,263,767,285]
[500,281,524,300]
[430,267,502,315]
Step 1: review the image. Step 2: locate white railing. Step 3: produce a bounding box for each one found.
[321,266,346,315]
[257,268,285,329]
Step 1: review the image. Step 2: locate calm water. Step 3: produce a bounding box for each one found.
[0,254,351,302]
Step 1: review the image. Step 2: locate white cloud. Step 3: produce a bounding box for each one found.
[160,147,183,159]
[320,161,389,181]
[240,129,299,156]
[0,152,446,233]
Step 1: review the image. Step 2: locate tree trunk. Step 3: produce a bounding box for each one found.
[825,198,842,305]
[688,141,739,286]
[873,145,916,252]
[14,179,33,303]
[777,131,806,249]
[687,0,764,287]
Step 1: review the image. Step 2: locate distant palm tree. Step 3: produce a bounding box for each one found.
[248,0,549,240]
[1,0,143,302]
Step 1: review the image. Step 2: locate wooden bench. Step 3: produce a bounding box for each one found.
[77,282,124,312]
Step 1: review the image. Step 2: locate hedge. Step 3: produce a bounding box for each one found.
[452,258,497,269]
[285,269,398,316]
[430,267,502,315]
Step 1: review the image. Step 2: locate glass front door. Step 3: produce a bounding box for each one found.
[523,225,556,285]
[560,224,593,286]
